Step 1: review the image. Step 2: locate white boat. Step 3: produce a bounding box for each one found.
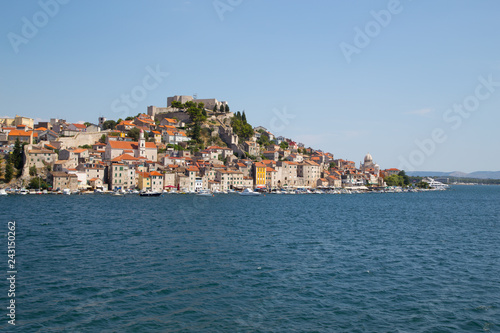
[0,189,7,196]
[239,188,261,196]
[197,190,213,196]
[423,177,449,190]
[139,190,162,197]
[62,189,71,195]
[19,189,29,195]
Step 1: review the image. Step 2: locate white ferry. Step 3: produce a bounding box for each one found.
[423,177,449,190]
[239,188,261,196]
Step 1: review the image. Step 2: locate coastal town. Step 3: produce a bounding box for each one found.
[0,94,419,194]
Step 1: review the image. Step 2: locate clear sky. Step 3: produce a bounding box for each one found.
[1,0,499,172]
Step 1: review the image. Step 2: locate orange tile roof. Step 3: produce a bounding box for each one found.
[8,129,32,137]
[149,171,162,176]
[118,120,134,126]
[159,125,176,130]
[112,153,139,162]
[108,140,156,149]
[72,123,86,129]
[36,127,47,131]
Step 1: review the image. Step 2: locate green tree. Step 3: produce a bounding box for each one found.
[257,135,270,147]
[242,111,247,123]
[102,120,117,130]
[385,175,404,186]
[280,141,289,150]
[416,181,429,189]
[225,104,230,113]
[398,170,410,186]
[99,134,107,143]
[84,122,92,127]
[28,177,49,189]
[127,128,141,141]
[117,118,123,124]
[4,163,14,183]
[171,101,184,109]
[9,138,26,177]
[125,116,134,121]
[213,105,217,112]
[29,165,37,176]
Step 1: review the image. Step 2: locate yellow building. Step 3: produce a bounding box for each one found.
[137,171,151,190]
[253,162,267,188]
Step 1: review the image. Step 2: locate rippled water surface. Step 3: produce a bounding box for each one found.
[1,185,499,332]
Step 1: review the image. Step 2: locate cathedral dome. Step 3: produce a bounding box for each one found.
[364,153,373,163]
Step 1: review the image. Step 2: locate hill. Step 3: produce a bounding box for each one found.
[406,171,500,179]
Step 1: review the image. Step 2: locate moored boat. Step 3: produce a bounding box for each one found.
[140,190,162,197]
[239,188,261,196]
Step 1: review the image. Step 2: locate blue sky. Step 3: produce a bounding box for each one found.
[1,0,499,172]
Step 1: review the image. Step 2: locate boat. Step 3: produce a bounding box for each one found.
[239,188,261,196]
[140,191,162,197]
[62,189,71,195]
[19,189,29,195]
[0,189,7,196]
[197,190,213,196]
[422,177,449,190]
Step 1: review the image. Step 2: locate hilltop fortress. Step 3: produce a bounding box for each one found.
[147,95,228,121]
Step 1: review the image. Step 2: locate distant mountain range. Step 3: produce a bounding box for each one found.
[406,171,500,179]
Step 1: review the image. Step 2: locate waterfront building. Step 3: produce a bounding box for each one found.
[50,171,78,191]
[253,162,267,188]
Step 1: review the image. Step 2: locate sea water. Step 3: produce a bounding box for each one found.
[0,185,499,332]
